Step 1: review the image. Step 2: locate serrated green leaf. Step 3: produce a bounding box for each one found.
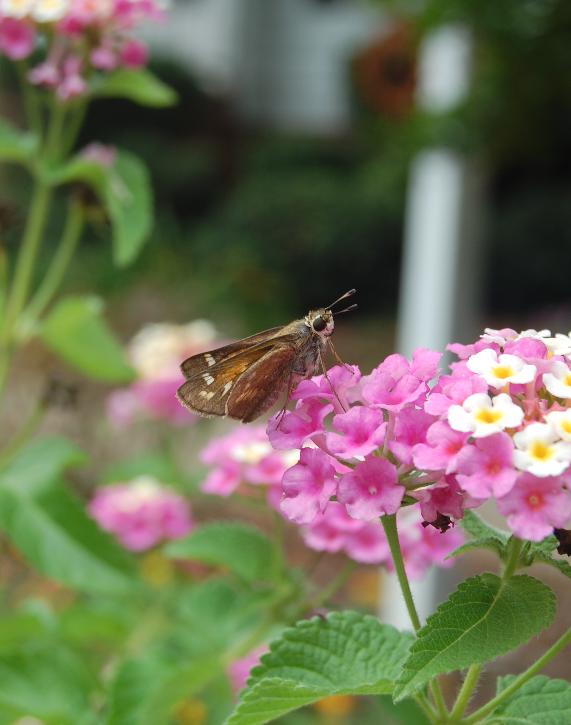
[41,295,134,382]
[0,647,94,724]
[0,118,38,164]
[165,522,281,583]
[533,552,571,581]
[448,537,507,561]
[529,535,558,557]
[491,675,571,723]
[93,68,178,108]
[51,150,152,266]
[227,611,414,725]
[394,574,555,701]
[461,510,509,543]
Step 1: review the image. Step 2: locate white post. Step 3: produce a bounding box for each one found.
[381,25,484,628]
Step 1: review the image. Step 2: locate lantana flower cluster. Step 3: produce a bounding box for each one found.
[89,474,193,551]
[267,328,571,544]
[0,0,164,101]
[107,320,219,427]
[199,423,462,579]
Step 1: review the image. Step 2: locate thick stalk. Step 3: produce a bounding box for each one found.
[464,626,571,724]
[381,514,448,721]
[24,199,85,323]
[449,664,482,722]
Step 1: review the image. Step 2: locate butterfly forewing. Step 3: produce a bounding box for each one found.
[180,327,284,379]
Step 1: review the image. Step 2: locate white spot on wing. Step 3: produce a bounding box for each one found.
[199,390,215,400]
[205,353,216,367]
[202,373,215,385]
[222,381,233,396]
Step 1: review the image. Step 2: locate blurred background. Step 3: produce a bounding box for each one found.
[0,0,570,722]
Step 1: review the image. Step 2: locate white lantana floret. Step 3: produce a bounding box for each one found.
[467,349,536,389]
[0,0,35,17]
[32,0,70,22]
[448,393,524,438]
[513,422,571,477]
[543,361,571,399]
[546,410,571,443]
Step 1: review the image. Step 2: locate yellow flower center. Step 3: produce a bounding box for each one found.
[565,374,571,387]
[492,365,514,380]
[475,408,503,425]
[562,420,571,434]
[530,441,554,461]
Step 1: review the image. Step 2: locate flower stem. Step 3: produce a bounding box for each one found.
[381,514,421,631]
[380,514,449,721]
[464,626,571,724]
[23,198,85,324]
[17,61,43,138]
[502,537,523,580]
[449,664,482,721]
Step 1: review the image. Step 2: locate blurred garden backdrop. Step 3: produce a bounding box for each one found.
[0,0,570,724]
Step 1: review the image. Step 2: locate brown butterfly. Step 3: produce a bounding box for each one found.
[176,290,357,423]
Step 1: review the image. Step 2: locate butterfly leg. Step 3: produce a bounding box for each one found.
[275,364,299,429]
[327,339,352,371]
[318,347,347,412]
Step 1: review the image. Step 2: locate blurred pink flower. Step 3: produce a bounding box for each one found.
[0,17,36,60]
[228,646,268,696]
[89,476,193,551]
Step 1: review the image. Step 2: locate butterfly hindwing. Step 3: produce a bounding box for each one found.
[227,344,297,422]
[180,327,284,379]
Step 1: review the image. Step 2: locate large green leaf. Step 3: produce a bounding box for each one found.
[394,574,556,701]
[492,675,571,723]
[0,438,136,594]
[0,118,38,164]
[51,150,152,266]
[41,295,135,382]
[93,68,178,108]
[165,522,282,583]
[226,611,414,725]
[0,647,94,725]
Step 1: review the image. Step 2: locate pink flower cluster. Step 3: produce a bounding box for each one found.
[198,422,462,578]
[89,474,193,551]
[267,327,571,543]
[107,320,219,428]
[0,0,163,101]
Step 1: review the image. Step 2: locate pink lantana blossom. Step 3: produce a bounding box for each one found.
[337,457,403,520]
[292,364,362,412]
[414,475,468,524]
[0,17,35,59]
[389,407,434,465]
[228,646,268,696]
[455,432,517,499]
[267,398,333,450]
[281,447,337,524]
[89,476,193,551]
[326,406,386,459]
[412,421,468,474]
[497,473,571,541]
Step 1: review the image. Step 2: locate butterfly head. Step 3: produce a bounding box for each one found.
[305,308,334,338]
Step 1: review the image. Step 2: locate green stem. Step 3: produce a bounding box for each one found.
[0,400,45,465]
[380,514,448,721]
[44,100,67,161]
[449,664,482,721]
[17,61,43,138]
[0,181,52,358]
[381,514,421,631]
[24,199,85,324]
[502,537,524,580]
[61,101,88,157]
[464,626,571,724]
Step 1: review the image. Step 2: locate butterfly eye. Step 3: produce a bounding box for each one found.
[312,316,327,332]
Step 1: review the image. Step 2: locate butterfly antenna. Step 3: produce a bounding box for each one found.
[326,289,356,310]
[334,303,358,316]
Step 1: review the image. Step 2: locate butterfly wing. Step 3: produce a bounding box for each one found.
[177,336,296,419]
[227,344,298,422]
[180,327,284,379]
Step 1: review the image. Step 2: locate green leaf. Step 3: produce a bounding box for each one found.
[107,655,219,725]
[532,552,571,581]
[51,150,153,266]
[394,574,556,701]
[41,295,134,382]
[461,510,509,544]
[448,537,508,561]
[227,611,414,725]
[165,522,282,583]
[102,453,181,487]
[93,68,178,108]
[0,436,85,494]
[0,118,38,164]
[492,675,571,723]
[0,439,136,594]
[0,647,94,724]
